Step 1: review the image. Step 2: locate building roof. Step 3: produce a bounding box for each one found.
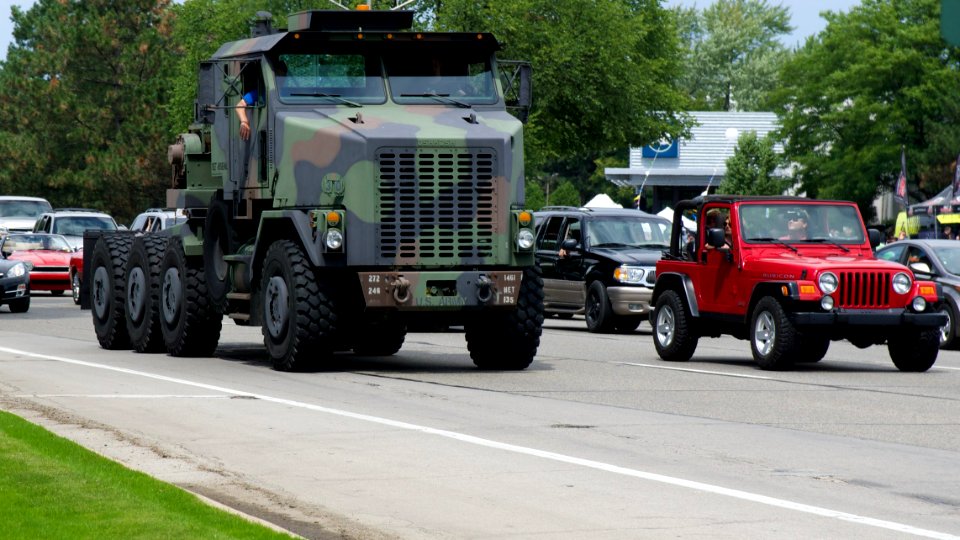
[606,111,783,188]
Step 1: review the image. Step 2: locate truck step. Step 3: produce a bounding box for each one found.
[223,254,252,264]
[228,312,250,321]
[227,292,251,301]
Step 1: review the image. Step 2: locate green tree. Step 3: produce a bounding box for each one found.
[524,179,546,211]
[771,0,960,219]
[719,131,788,195]
[675,0,792,111]
[0,0,177,222]
[548,180,581,207]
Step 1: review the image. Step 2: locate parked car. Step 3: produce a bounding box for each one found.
[876,238,960,348]
[0,233,73,296]
[0,254,30,312]
[129,208,187,233]
[0,196,52,235]
[534,206,671,333]
[33,209,118,250]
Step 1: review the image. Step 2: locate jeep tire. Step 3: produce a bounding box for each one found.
[750,296,797,370]
[652,289,698,362]
[889,328,939,372]
[91,233,133,350]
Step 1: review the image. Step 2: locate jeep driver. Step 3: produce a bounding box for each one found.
[651,195,946,371]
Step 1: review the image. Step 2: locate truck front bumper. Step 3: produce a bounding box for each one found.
[359,270,522,310]
[790,310,946,328]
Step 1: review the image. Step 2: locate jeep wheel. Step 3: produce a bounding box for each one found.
[91,233,133,350]
[160,237,222,357]
[796,337,829,363]
[652,290,698,362]
[71,271,81,305]
[261,240,338,371]
[466,266,544,370]
[353,319,406,356]
[938,303,956,349]
[750,297,797,370]
[585,281,615,333]
[889,329,939,372]
[125,235,167,353]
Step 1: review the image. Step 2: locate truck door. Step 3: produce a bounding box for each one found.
[228,60,264,200]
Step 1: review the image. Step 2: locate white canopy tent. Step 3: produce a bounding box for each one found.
[657,206,697,231]
[583,193,622,208]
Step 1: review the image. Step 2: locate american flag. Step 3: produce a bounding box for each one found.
[894,148,908,207]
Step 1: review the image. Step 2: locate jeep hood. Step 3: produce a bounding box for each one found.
[746,252,910,273]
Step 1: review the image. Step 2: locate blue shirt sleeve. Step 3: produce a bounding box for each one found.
[242,90,258,105]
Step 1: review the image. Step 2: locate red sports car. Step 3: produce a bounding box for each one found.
[0,233,74,296]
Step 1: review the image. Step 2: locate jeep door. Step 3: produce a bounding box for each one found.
[696,205,743,315]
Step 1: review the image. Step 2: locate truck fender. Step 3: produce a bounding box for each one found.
[250,211,320,287]
[651,272,699,317]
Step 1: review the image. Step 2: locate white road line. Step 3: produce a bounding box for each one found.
[618,361,777,380]
[16,394,232,399]
[1,345,956,540]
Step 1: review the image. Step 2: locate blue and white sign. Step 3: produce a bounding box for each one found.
[642,138,679,159]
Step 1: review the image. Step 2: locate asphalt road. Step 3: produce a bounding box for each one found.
[1,295,959,539]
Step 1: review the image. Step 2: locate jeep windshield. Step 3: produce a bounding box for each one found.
[738,203,865,245]
[586,217,670,248]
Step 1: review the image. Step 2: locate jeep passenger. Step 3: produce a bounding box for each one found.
[651,195,946,371]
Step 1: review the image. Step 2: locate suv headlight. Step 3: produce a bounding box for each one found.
[613,265,648,285]
[892,272,912,294]
[818,272,838,294]
[7,262,26,278]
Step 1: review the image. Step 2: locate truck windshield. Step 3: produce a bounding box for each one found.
[277,53,386,104]
[739,203,865,244]
[384,50,498,106]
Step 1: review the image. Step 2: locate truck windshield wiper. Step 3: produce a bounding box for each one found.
[400,93,471,108]
[806,237,851,252]
[290,92,362,108]
[749,237,799,253]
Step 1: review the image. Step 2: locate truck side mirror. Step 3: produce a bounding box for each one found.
[500,60,532,123]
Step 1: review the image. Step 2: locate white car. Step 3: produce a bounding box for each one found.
[129,208,187,233]
[33,209,119,250]
[0,196,52,235]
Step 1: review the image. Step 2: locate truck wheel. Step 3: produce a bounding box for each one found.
[261,240,338,371]
[203,201,236,314]
[889,329,939,372]
[750,297,797,370]
[353,320,406,356]
[91,233,133,350]
[71,271,81,305]
[652,290,698,362]
[8,296,29,313]
[466,265,544,370]
[160,237,222,357]
[125,235,167,353]
[796,337,829,363]
[585,281,615,333]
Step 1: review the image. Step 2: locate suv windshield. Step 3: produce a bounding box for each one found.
[739,203,864,244]
[586,217,670,248]
[53,216,116,236]
[0,200,50,218]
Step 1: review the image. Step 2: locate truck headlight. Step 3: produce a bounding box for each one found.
[7,262,26,278]
[613,265,647,285]
[892,272,912,294]
[325,229,343,250]
[517,229,535,250]
[818,272,838,294]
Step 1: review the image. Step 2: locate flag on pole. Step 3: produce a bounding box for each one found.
[952,151,960,201]
[894,147,908,207]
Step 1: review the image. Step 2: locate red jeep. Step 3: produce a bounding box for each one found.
[651,196,946,371]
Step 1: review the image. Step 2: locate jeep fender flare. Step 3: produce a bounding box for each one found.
[651,272,699,317]
[746,282,794,324]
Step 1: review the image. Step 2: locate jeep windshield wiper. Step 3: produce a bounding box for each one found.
[749,237,799,253]
[400,93,471,108]
[806,237,851,252]
[290,92,362,108]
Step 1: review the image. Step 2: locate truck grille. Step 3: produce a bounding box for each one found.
[376,148,499,263]
[837,271,891,308]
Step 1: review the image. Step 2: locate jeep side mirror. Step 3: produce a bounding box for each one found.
[868,229,882,248]
[706,228,726,248]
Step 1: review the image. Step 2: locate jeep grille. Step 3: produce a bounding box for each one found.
[837,271,891,308]
[376,148,499,263]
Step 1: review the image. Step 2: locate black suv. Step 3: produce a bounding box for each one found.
[534,206,671,332]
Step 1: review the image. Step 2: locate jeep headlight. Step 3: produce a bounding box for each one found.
[325,229,343,250]
[7,262,26,278]
[613,265,647,285]
[892,272,912,295]
[517,229,535,250]
[818,272,838,294]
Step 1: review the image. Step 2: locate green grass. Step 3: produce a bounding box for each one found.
[0,410,297,539]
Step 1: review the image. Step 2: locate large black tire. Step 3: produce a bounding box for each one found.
[125,235,167,353]
[8,296,29,313]
[353,319,406,356]
[652,290,698,362]
[938,303,957,349]
[613,315,643,333]
[466,266,544,370]
[796,336,829,363]
[50,289,65,297]
[889,328,939,372]
[71,271,81,305]
[159,237,222,357]
[203,201,236,314]
[91,233,133,349]
[750,296,797,370]
[585,280,615,333]
[261,240,338,371]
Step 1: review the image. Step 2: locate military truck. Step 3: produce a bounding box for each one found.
[650,195,946,371]
[85,8,543,371]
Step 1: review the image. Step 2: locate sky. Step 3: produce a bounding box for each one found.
[0,0,864,62]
